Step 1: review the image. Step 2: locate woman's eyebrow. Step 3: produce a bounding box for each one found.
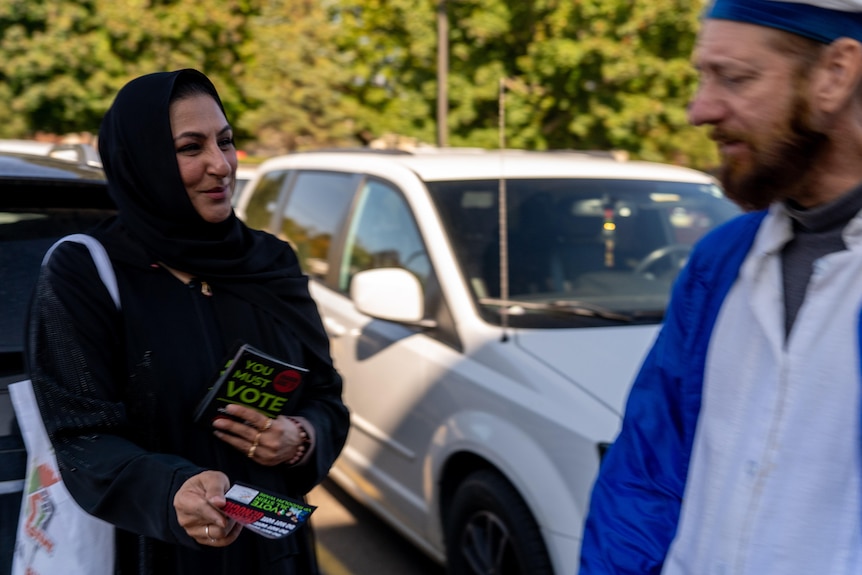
[173,124,232,141]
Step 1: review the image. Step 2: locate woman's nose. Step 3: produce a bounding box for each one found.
[208,148,232,178]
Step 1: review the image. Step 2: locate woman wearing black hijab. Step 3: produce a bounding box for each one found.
[26,69,349,574]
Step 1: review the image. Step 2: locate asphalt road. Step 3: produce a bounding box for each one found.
[309,478,446,575]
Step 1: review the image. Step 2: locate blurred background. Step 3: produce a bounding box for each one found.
[0,0,716,169]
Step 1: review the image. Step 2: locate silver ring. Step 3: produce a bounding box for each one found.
[205,524,213,541]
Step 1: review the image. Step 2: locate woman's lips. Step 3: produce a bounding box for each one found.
[202,186,228,200]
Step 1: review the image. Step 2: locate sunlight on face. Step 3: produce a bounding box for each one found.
[688,20,826,209]
[169,94,237,223]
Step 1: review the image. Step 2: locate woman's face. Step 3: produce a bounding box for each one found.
[169,93,237,223]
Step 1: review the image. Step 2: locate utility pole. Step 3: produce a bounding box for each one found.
[436,0,449,148]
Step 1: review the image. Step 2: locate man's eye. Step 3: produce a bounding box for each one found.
[721,74,751,86]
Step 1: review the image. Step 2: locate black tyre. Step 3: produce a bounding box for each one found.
[444,470,554,575]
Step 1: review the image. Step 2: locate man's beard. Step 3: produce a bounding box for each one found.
[715,95,827,211]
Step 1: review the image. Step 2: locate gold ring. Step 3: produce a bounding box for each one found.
[261,418,273,431]
[247,442,257,458]
[205,524,214,542]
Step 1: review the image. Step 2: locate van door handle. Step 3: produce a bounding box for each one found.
[323,317,347,338]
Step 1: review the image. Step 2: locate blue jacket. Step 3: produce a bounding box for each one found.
[579,210,769,574]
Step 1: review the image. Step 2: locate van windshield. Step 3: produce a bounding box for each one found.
[427,178,740,327]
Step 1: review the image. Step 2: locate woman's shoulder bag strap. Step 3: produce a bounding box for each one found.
[42,233,120,310]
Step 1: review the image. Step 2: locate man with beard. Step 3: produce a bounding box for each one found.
[578,1,862,574]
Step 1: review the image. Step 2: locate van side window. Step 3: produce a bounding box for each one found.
[280,171,357,280]
[244,170,287,232]
[339,179,429,294]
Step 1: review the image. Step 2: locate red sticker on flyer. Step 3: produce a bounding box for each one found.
[273,369,302,393]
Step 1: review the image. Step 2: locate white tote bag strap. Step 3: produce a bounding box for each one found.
[43,233,120,310]
[9,381,48,464]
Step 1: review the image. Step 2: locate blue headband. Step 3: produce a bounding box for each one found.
[706,0,862,43]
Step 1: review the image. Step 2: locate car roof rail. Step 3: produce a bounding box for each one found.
[296,147,414,156]
[543,149,629,161]
[290,146,629,162]
[47,143,103,168]
[0,140,103,169]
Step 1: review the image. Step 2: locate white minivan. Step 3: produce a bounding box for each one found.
[235,149,739,575]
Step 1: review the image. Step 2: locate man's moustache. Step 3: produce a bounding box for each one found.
[710,128,742,146]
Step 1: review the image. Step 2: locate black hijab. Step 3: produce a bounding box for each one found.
[95,68,332,366]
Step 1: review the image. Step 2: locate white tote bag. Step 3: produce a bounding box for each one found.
[10,380,114,575]
[10,234,119,575]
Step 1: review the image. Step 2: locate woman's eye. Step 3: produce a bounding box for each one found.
[218,137,235,149]
[177,143,201,154]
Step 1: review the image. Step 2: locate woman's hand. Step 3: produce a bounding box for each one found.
[212,404,313,466]
[174,470,242,547]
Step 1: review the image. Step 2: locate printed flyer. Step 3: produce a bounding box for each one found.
[194,341,308,426]
[222,482,316,539]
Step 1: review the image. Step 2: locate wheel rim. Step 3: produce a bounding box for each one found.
[459,510,517,575]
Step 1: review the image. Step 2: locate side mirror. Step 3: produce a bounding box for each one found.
[350,268,436,327]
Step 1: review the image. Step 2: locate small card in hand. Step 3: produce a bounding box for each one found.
[222,482,316,539]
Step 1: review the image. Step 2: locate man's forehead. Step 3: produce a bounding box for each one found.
[693,19,783,66]
[704,0,862,44]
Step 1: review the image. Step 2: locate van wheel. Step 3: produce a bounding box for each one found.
[444,470,553,575]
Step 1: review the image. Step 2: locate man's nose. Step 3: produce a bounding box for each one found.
[687,84,725,127]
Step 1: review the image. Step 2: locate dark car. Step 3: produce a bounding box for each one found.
[0,151,114,575]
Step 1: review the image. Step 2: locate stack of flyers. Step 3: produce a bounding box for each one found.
[222,482,316,539]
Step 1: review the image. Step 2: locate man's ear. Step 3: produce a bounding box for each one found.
[811,38,862,114]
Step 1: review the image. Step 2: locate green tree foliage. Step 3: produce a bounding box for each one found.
[0,0,254,138]
[236,0,358,153]
[332,0,441,146]
[0,0,718,169]
[0,0,114,136]
[93,0,255,128]
[336,0,718,168]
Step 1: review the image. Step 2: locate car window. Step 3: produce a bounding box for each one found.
[279,171,357,280]
[232,166,259,207]
[243,169,288,231]
[0,208,114,357]
[427,178,739,325]
[339,179,429,294]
